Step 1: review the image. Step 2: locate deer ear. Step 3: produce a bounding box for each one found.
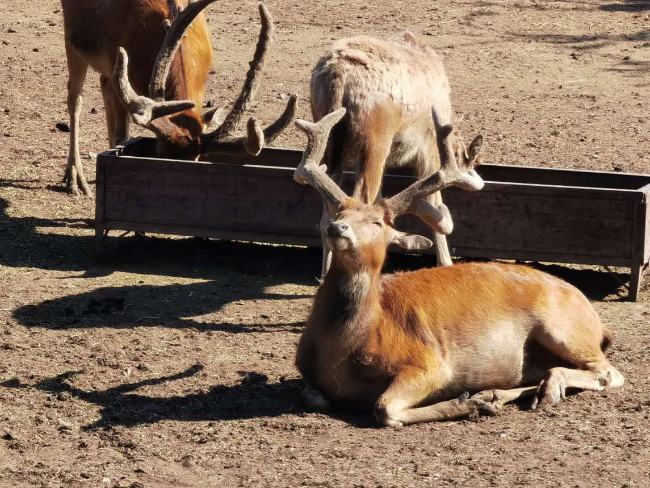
[468,135,483,161]
[392,232,433,250]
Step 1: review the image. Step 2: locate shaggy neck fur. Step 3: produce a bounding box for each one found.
[317,255,384,350]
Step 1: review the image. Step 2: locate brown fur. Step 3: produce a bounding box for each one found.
[60,0,214,195]
[296,200,624,426]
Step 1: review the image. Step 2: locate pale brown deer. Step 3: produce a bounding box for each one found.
[293,108,624,427]
[61,0,297,195]
[310,32,483,277]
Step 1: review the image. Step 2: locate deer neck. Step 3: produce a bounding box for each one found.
[317,261,382,346]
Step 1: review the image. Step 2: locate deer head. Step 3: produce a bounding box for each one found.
[112,1,297,160]
[294,108,484,274]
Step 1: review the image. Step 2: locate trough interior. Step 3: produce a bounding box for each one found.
[117,138,650,191]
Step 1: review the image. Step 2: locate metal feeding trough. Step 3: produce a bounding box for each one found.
[96,137,650,300]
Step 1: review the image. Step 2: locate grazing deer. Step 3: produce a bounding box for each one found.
[310,32,483,276]
[61,0,297,195]
[293,108,624,427]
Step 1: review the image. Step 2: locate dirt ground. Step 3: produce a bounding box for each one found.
[1,0,649,487]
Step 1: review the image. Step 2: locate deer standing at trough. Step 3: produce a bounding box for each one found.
[293,108,624,427]
[310,32,484,276]
[61,0,297,195]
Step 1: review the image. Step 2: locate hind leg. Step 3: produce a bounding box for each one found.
[530,305,624,408]
[410,191,453,266]
[532,360,624,409]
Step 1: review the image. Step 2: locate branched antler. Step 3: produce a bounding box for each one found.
[113,1,296,156]
[385,107,484,217]
[200,4,297,155]
[113,0,218,127]
[293,108,349,208]
[150,0,220,101]
[113,48,196,127]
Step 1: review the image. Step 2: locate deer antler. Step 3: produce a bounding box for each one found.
[293,108,349,208]
[199,4,297,156]
[150,0,220,101]
[113,48,196,127]
[112,0,216,127]
[385,107,484,217]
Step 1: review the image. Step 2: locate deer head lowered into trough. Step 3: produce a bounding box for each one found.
[309,32,484,277]
[293,108,624,427]
[61,0,297,195]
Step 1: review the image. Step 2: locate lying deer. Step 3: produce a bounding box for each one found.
[61,0,296,195]
[310,32,483,276]
[293,108,624,427]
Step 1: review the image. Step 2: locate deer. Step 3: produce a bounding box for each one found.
[61,0,297,196]
[310,32,484,278]
[292,108,624,427]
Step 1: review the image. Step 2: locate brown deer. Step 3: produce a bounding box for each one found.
[310,32,483,277]
[61,0,297,195]
[293,108,624,427]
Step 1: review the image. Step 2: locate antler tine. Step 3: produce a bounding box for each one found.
[262,94,298,144]
[386,107,484,217]
[150,0,220,101]
[201,94,297,156]
[113,48,196,127]
[200,4,297,156]
[212,3,273,137]
[293,108,349,209]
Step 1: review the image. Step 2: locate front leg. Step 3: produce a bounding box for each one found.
[377,380,539,427]
[375,365,534,427]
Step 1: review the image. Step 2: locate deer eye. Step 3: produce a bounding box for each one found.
[372,221,383,227]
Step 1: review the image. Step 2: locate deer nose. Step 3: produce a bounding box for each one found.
[326,222,349,237]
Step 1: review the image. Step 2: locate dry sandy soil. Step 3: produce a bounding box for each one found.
[1,0,650,487]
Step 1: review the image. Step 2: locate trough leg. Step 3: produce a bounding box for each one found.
[96,226,105,256]
[629,263,647,302]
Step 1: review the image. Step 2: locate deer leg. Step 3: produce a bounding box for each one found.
[320,206,334,281]
[469,385,538,410]
[100,75,131,148]
[319,170,344,280]
[531,317,625,409]
[63,43,91,196]
[532,360,624,409]
[410,191,453,266]
[100,75,117,147]
[375,367,500,427]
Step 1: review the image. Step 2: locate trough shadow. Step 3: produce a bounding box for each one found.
[3,191,632,337]
[13,277,309,333]
[1,367,305,429]
[2,193,319,332]
[0,367,380,429]
[601,0,650,11]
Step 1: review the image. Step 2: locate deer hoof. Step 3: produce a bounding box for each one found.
[532,375,567,410]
